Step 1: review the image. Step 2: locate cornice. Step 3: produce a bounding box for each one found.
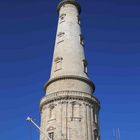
[40,90,100,111]
[57,0,81,14]
[44,75,95,92]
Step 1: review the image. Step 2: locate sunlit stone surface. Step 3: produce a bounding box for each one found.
[40,1,100,140]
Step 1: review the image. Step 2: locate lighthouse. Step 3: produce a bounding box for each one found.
[40,1,100,140]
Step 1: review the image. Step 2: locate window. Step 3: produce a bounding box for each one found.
[48,132,54,140]
[49,104,56,119]
[94,130,98,140]
[80,34,84,46]
[49,106,54,119]
[59,14,66,24]
[95,112,98,123]
[83,60,88,74]
[56,61,61,70]
[77,15,80,24]
[93,109,96,123]
[54,57,63,71]
[57,32,65,44]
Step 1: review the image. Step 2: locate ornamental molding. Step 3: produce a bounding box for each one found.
[57,0,81,14]
[54,57,63,62]
[47,126,56,131]
[40,90,100,111]
[70,101,81,106]
[48,103,57,109]
[44,75,95,92]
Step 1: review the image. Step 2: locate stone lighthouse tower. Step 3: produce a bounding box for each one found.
[40,0,100,140]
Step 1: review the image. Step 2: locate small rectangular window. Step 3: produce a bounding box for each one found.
[80,34,84,46]
[57,32,65,44]
[55,61,62,71]
[77,15,80,24]
[83,60,88,74]
[49,106,55,119]
[94,130,98,140]
[94,134,98,140]
[54,57,63,71]
[59,14,66,24]
[93,109,96,122]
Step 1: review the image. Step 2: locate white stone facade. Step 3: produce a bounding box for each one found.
[40,1,100,140]
[50,3,87,79]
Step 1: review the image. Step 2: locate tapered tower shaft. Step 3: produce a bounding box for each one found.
[44,0,94,96]
[51,0,86,79]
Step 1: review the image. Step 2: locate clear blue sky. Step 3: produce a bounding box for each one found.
[0,0,140,140]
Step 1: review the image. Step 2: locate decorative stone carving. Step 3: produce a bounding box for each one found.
[47,126,56,131]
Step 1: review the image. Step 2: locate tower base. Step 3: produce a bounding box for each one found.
[40,91,100,140]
